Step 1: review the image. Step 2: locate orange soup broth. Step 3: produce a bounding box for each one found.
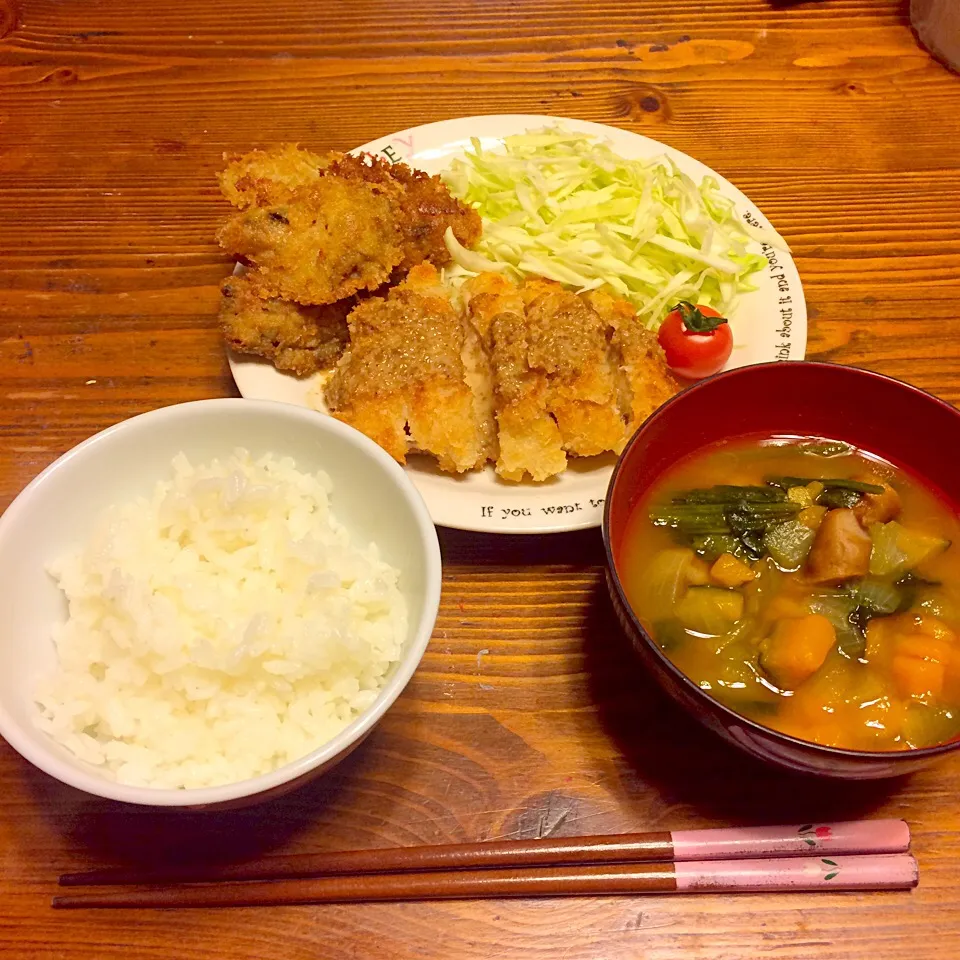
[617,435,960,752]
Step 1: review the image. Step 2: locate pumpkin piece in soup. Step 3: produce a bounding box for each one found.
[890,630,954,700]
[709,553,755,588]
[892,654,946,700]
[869,521,950,578]
[866,614,956,699]
[633,547,708,622]
[758,613,837,690]
[770,655,899,750]
[866,613,955,657]
[853,476,902,527]
[675,586,744,635]
[786,481,823,509]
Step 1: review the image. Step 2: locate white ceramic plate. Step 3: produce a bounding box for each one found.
[228,114,807,534]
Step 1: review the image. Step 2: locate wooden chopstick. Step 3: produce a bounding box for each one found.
[51,854,919,909]
[59,819,910,888]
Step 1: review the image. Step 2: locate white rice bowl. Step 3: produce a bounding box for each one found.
[35,449,407,790]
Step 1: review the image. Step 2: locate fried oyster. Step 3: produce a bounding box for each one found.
[219,273,350,377]
[216,144,483,376]
[216,144,482,307]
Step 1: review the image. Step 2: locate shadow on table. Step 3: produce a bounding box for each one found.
[438,526,606,566]
[767,0,911,28]
[580,579,904,823]
[28,748,366,873]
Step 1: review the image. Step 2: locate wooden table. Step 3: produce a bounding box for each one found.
[2,1,959,956]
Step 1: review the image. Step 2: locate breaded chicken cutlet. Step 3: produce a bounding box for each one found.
[331,271,681,481]
[461,273,566,482]
[519,278,626,459]
[216,144,482,307]
[325,264,492,473]
[219,273,350,377]
[583,288,679,435]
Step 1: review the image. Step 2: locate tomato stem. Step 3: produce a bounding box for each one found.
[673,300,728,334]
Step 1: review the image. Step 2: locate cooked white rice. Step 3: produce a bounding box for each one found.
[36,449,407,790]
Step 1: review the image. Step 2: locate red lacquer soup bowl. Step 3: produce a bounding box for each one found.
[603,361,960,779]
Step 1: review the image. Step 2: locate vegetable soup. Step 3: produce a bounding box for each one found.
[619,436,960,752]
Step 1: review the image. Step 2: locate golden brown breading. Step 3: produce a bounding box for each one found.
[216,175,406,305]
[216,146,482,308]
[325,153,482,269]
[520,278,626,457]
[325,264,489,473]
[219,273,350,376]
[215,150,681,479]
[218,143,330,209]
[459,321,499,469]
[583,288,681,435]
[462,273,566,482]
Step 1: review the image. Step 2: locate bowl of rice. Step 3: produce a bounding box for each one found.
[0,399,441,808]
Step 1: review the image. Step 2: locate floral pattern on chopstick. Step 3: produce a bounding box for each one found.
[820,858,840,881]
[797,823,833,847]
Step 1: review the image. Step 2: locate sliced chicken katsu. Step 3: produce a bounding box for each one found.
[325,264,489,473]
[219,273,350,376]
[462,273,567,482]
[519,278,626,457]
[582,289,681,436]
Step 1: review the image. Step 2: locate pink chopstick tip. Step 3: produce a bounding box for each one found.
[674,853,918,893]
[670,819,910,862]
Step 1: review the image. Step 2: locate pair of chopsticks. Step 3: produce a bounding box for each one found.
[53,819,917,909]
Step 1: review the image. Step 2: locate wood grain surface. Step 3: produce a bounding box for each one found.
[2,1,960,957]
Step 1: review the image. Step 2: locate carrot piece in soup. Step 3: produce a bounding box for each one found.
[853,476,902,527]
[709,553,756,588]
[856,695,908,741]
[759,613,838,690]
[914,615,956,645]
[865,616,899,665]
[891,655,946,699]
[805,508,872,584]
[896,634,954,665]
[765,594,809,620]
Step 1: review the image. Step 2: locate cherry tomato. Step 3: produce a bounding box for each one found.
[657,301,733,380]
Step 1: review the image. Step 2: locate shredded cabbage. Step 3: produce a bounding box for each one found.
[441,127,788,328]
